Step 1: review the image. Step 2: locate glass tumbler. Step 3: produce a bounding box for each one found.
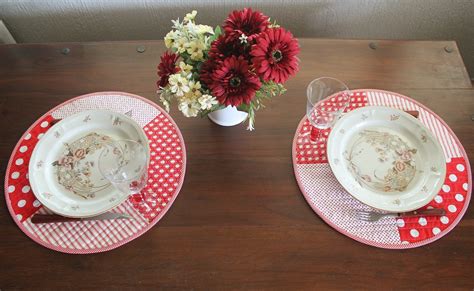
[98,139,148,196]
[305,77,351,143]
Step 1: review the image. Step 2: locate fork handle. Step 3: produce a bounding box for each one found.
[399,208,445,217]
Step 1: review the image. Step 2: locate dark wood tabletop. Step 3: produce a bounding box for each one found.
[0,39,473,290]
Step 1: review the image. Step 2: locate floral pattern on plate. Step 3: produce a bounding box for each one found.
[345,129,417,192]
[52,132,112,199]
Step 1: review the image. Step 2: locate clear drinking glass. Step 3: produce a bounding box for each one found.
[305,77,351,143]
[98,139,148,195]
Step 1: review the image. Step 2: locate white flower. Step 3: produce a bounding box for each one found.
[198,94,218,110]
[204,35,212,46]
[168,74,189,97]
[239,33,248,44]
[173,37,188,53]
[171,18,183,30]
[246,113,255,131]
[184,10,197,22]
[178,99,200,117]
[186,21,198,36]
[247,120,255,131]
[186,40,205,61]
[196,24,214,35]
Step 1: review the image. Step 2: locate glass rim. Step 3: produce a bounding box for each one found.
[306,77,350,107]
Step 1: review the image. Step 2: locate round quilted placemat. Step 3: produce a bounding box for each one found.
[4,92,186,254]
[292,89,471,249]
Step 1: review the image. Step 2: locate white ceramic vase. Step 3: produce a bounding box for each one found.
[208,105,248,127]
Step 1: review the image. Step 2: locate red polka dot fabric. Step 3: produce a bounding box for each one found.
[293,89,471,249]
[4,92,186,254]
[7,115,56,222]
[397,157,469,243]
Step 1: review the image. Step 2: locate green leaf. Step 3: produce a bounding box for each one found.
[214,25,222,37]
[195,61,203,72]
[208,25,222,43]
[237,103,250,112]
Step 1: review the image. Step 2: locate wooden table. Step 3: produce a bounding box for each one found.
[0,39,473,289]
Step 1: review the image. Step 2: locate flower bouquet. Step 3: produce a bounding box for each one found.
[157,8,300,130]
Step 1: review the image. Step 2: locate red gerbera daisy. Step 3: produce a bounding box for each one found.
[157,51,179,88]
[199,58,218,88]
[250,27,300,83]
[209,56,262,107]
[202,35,251,88]
[223,8,270,42]
[208,35,248,60]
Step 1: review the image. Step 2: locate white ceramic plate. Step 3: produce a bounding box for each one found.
[29,110,150,218]
[327,106,446,212]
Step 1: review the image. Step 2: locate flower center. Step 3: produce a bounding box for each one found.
[230,77,241,88]
[272,50,283,62]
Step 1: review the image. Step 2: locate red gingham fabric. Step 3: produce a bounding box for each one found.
[293,89,472,249]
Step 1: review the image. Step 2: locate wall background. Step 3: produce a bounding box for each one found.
[1,0,473,77]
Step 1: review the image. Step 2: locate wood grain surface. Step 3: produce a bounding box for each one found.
[0,39,473,290]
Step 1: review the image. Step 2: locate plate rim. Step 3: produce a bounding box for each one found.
[28,109,151,218]
[327,105,446,212]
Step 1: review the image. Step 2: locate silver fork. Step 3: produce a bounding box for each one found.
[355,208,446,222]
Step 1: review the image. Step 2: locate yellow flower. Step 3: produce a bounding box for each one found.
[187,81,202,98]
[184,10,197,22]
[168,73,189,97]
[173,37,187,54]
[179,61,193,75]
[196,25,214,35]
[198,94,218,110]
[164,30,179,49]
[178,99,200,117]
[159,94,171,112]
[186,40,205,61]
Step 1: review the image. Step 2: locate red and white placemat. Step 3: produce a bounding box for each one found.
[292,89,471,249]
[4,92,186,254]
